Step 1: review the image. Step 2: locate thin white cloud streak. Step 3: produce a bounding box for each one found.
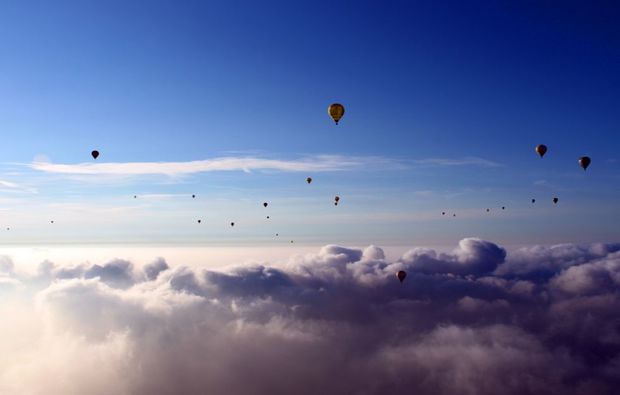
[0,180,37,194]
[412,156,501,167]
[29,155,396,177]
[27,155,500,177]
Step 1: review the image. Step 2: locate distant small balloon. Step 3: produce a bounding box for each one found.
[50,220,54,224]
[197,219,201,224]
[396,270,407,283]
[578,156,591,171]
[531,198,535,203]
[192,194,196,198]
[276,233,279,236]
[267,216,270,219]
[306,177,312,184]
[502,206,505,210]
[535,144,547,158]
[91,150,99,159]
[486,208,490,212]
[442,212,445,216]
[290,240,294,243]
[230,222,235,227]
[553,197,559,204]
[134,195,137,199]
[453,214,456,217]
[263,202,268,208]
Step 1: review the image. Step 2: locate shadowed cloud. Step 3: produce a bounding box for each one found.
[0,239,618,394]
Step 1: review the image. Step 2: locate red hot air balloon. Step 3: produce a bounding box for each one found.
[397,270,407,283]
[535,144,547,158]
[578,156,591,171]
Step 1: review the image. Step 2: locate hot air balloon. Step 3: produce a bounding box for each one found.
[578,156,591,171]
[486,208,490,212]
[192,195,196,198]
[276,233,279,236]
[263,202,268,208]
[396,270,407,283]
[134,195,137,199]
[553,197,559,204]
[267,216,270,219]
[502,206,505,210]
[230,222,235,227]
[290,240,294,243]
[91,150,99,159]
[50,220,54,224]
[197,219,201,224]
[442,212,446,216]
[535,144,547,158]
[453,214,456,217]
[531,198,536,203]
[328,103,345,125]
[306,177,312,184]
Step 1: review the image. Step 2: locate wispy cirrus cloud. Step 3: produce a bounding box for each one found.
[27,155,501,177]
[28,155,402,177]
[0,180,37,194]
[412,156,501,167]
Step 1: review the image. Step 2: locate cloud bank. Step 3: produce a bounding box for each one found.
[1,239,619,394]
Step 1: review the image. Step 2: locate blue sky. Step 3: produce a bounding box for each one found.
[0,0,618,245]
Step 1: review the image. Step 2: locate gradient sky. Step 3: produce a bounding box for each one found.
[0,0,619,246]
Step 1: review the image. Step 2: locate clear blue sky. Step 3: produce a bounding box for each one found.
[0,0,618,245]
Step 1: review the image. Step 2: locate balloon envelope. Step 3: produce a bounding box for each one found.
[578,156,591,170]
[397,270,407,283]
[328,103,345,124]
[91,150,99,159]
[535,144,547,158]
[306,177,312,184]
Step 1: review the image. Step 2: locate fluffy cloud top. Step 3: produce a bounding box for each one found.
[0,238,619,394]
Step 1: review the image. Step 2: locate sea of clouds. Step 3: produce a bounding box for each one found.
[0,238,619,394]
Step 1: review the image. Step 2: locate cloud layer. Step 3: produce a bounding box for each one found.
[1,239,619,394]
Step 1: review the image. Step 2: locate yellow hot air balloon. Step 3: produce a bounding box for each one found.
[328,103,345,125]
